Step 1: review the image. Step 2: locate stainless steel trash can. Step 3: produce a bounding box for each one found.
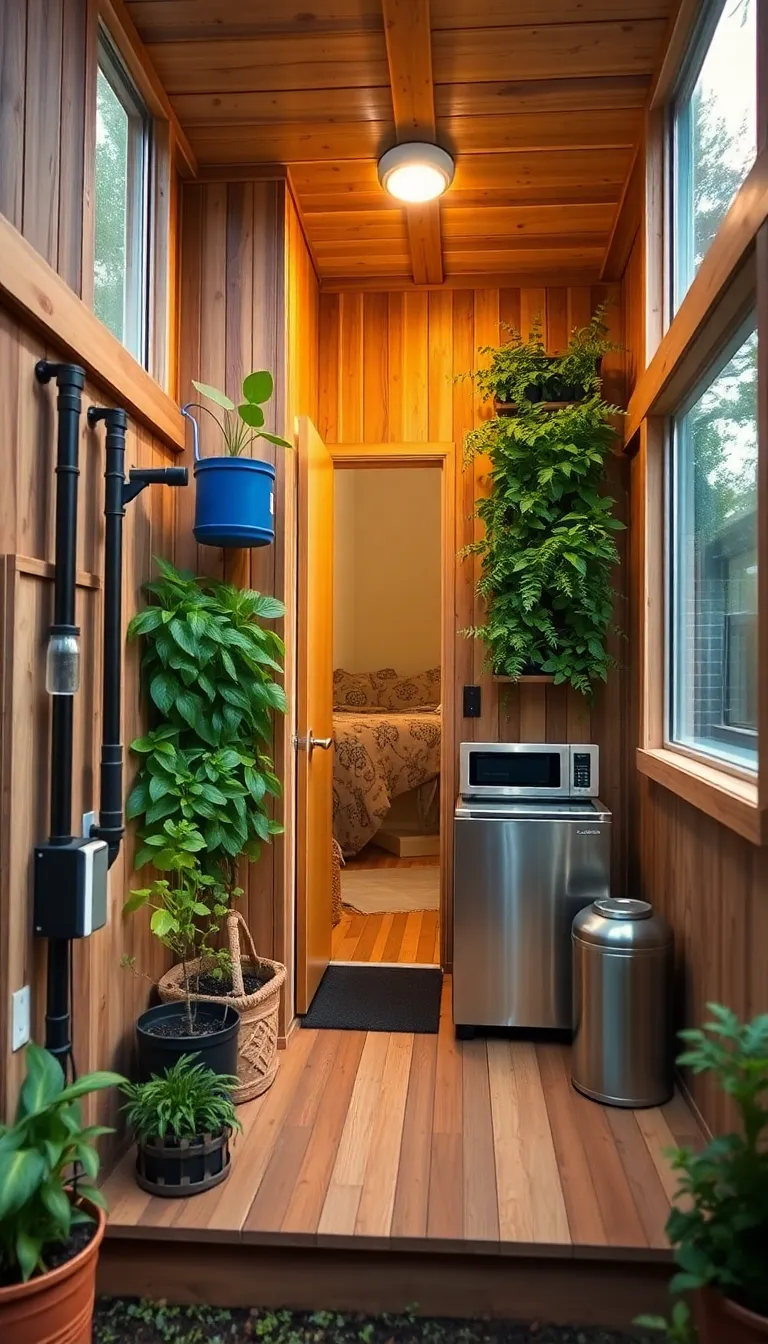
[572,897,673,1107]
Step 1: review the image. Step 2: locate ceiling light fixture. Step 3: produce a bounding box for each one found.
[377,143,455,204]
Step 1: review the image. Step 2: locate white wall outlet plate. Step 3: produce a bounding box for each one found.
[82,810,97,838]
[11,985,30,1052]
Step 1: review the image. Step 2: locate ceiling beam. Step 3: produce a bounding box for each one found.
[381,0,443,285]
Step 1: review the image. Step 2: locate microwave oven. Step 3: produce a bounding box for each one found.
[459,742,599,800]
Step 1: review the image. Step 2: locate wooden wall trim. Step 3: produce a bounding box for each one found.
[0,213,184,450]
[99,0,197,178]
[321,270,603,293]
[637,748,761,845]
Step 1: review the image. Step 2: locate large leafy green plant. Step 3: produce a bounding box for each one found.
[664,1004,768,1318]
[190,370,290,456]
[0,1044,123,1282]
[126,559,286,883]
[121,1055,241,1144]
[462,311,624,696]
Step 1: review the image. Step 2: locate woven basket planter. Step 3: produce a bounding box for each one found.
[158,912,285,1104]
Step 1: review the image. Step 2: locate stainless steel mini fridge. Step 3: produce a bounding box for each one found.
[453,794,611,1033]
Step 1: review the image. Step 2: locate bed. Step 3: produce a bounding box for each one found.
[332,668,441,857]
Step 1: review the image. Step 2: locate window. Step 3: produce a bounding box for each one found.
[93,29,151,363]
[672,0,756,311]
[668,323,758,772]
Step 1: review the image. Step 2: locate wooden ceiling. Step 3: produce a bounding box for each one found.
[125,0,676,286]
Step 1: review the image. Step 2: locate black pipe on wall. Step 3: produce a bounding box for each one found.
[34,360,85,1068]
[88,407,128,868]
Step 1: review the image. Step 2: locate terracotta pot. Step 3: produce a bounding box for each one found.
[0,1197,105,1344]
[696,1288,768,1343]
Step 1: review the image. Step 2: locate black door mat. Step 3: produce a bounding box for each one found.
[301,965,443,1033]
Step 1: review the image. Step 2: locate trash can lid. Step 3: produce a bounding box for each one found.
[572,897,673,950]
[593,897,652,920]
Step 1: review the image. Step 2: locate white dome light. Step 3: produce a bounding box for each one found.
[377,143,455,203]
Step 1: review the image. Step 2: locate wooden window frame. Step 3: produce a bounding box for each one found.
[631,0,768,845]
[88,0,196,394]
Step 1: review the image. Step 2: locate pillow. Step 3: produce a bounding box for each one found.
[333,667,440,710]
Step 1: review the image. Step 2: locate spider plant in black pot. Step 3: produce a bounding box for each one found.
[122,1055,242,1197]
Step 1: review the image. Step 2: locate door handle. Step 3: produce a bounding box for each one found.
[295,730,334,758]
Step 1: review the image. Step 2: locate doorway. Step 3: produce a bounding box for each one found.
[331,464,442,966]
[295,426,455,1015]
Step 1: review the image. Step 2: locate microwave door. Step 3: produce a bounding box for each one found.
[462,744,569,798]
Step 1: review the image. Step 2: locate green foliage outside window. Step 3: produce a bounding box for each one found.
[462,309,625,697]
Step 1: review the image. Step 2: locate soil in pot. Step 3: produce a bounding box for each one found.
[136,1002,239,1081]
[0,1223,96,1290]
[192,968,268,997]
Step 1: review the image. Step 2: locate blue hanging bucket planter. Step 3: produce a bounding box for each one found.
[183,404,276,549]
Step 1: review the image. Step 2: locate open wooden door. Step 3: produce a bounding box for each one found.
[295,417,334,1014]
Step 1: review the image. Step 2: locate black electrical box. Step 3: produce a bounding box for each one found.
[463,685,482,718]
[34,838,109,939]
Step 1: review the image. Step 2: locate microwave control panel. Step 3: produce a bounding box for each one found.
[572,751,592,790]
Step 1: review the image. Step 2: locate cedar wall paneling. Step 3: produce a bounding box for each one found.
[0,0,93,294]
[317,284,629,890]
[621,231,768,1135]
[0,309,178,1145]
[177,178,319,1025]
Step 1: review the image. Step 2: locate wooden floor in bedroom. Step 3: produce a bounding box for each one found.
[335,843,440,964]
[332,908,440,964]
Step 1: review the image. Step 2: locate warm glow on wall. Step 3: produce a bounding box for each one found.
[377,143,455,203]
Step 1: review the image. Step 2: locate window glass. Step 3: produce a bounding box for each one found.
[673,0,756,310]
[93,34,150,362]
[669,325,758,772]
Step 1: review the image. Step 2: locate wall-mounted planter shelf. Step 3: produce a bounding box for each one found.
[492,674,555,684]
[493,400,582,416]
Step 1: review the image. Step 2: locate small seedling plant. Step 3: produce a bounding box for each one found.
[190,369,291,456]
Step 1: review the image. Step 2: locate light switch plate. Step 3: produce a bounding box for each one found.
[11,986,30,1052]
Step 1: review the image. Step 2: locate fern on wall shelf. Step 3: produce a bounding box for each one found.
[460,307,625,700]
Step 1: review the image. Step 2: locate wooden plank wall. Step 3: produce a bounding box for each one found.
[317,284,629,889]
[621,227,768,1135]
[176,177,319,1024]
[0,0,94,296]
[0,308,177,1145]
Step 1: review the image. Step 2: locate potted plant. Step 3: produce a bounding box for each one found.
[121,1054,241,1198]
[124,559,288,1096]
[473,306,617,407]
[183,369,291,548]
[661,1005,768,1344]
[0,1043,123,1343]
[124,820,241,1082]
[461,308,624,696]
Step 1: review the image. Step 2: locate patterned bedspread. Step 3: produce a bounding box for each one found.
[332,710,441,856]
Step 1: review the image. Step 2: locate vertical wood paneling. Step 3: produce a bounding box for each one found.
[22,0,63,268]
[57,0,88,293]
[177,177,319,1032]
[0,314,179,1144]
[319,281,628,894]
[363,292,389,443]
[0,0,27,229]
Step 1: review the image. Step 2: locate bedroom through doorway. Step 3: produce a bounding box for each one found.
[331,463,442,967]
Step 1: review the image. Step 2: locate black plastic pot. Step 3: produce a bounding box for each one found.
[135,1128,232,1198]
[136,1001,240,1081]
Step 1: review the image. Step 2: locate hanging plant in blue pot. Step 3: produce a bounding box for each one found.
[183,370,291,548]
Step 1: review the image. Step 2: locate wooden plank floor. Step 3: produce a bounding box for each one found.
[104,978,698,1260]
[335,845,440,965]
[332,909,440,964]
